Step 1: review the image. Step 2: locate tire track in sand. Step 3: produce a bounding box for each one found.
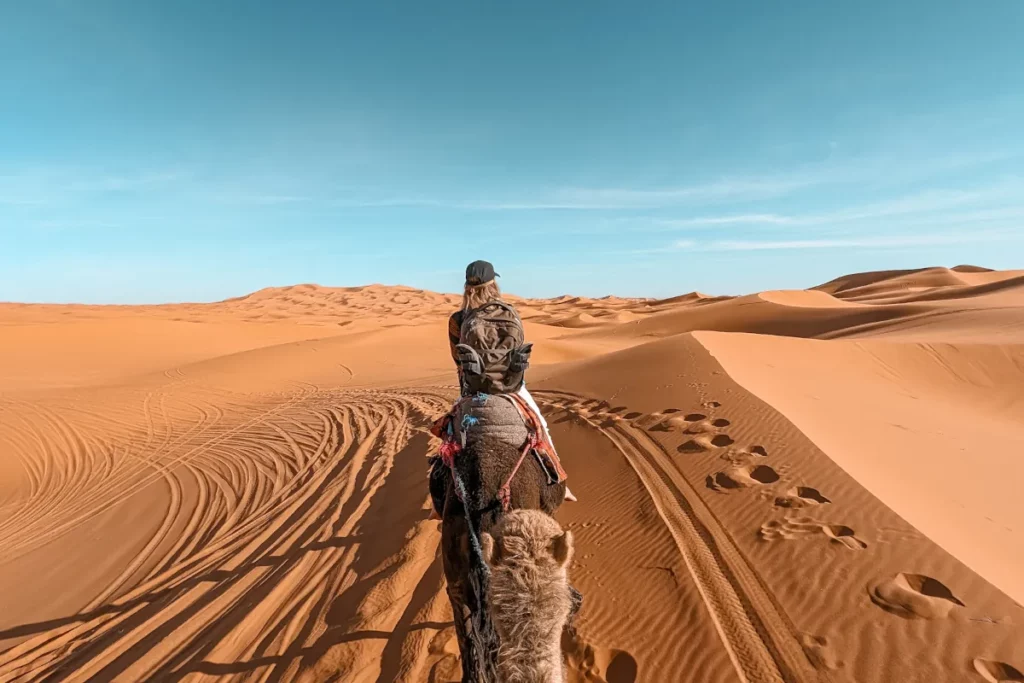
[537,390,825,683]
[0,387,456,683]
[0,387,306,561]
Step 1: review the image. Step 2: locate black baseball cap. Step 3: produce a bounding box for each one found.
[465,260,499,286]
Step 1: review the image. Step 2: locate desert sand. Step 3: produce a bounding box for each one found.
[1,266,1023,682]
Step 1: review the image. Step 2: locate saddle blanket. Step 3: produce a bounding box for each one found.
[430,391,567,485]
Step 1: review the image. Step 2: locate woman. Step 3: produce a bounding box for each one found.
[447,260,575,502]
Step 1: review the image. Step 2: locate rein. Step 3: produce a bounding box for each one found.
[450,450,500,680]
[497,433,539,511]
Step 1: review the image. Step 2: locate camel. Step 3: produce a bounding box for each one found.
[437,431,569,682]
[481,510,575,683]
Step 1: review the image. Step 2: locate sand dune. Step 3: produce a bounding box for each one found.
[698,332,1024,605]
[814,265,1024,303]
[2,266,1023,682]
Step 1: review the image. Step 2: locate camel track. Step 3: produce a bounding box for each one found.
[535,390,825,683]
[0,386,457,682]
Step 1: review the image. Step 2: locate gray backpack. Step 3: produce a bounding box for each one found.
[456,301,532,395]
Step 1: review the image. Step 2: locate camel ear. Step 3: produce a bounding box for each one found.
[481,533,496,566]
[551,530,573,567]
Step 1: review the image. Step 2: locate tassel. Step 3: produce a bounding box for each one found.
[439,440,461,469]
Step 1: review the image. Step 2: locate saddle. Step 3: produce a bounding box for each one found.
[430,392,568,511]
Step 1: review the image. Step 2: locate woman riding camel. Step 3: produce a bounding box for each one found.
[447,261,552,432]
[429,260,574,518]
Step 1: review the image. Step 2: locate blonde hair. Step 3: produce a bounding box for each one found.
[462,280,502,312]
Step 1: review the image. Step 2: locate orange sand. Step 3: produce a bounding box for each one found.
[1,266,1022,682]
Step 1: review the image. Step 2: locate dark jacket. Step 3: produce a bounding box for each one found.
[448,310,465,391]
[447,309,464,367]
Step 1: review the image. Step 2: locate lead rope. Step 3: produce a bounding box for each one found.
[451,467,499,680]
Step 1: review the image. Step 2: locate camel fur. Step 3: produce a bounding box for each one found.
[481,510,574,683]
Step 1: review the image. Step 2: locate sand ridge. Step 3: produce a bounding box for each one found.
[1,265,1023,682]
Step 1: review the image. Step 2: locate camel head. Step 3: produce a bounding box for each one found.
[481,510,574,683]
[482,511,573,571]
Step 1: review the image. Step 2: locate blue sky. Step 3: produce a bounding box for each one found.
[2,1,1023,303]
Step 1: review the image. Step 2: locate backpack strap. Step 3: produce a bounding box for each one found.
[466,299,521,323]
[476,299,517,315]
[455,343,485,377]
[506,342,532,376]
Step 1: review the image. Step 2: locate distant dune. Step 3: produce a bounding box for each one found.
[1,265,1022,682]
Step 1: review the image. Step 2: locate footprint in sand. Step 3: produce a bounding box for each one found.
[774,486,831,508]
[552,398,600,416]
[800,633,842,671]
[720,445,770,466]
[869,572,965,619]
[759,516,866,549]
[973,658,1024,682]
[687,427,734,444]
[671,412,735,451]
[706,463,780,490]
[562,631,638,683]
[591,405,632,427]
[678,433,736,452]
[604,652,639,683]
[649,407,732,438]
[614,408,670,429]
[814,523,865,549]
[546,398,606,425]
[649,410,703,431]
[426,627,463,682]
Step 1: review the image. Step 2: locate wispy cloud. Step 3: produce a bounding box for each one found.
[551,175,817,208]
[6,147,1021,216]
[668,231,1015,252]
[0,167,187,205]
[64,171,186,193]
[216,194,311,205]
[0,196,47,206]
[319,158,1024,216]
[314,174,823,212]
[327,197,616,210]
[557,149,1021,214]
[629,239,698,255]
[657,213,797,227]
[318,168,858,212]
[655,179,1024,229]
